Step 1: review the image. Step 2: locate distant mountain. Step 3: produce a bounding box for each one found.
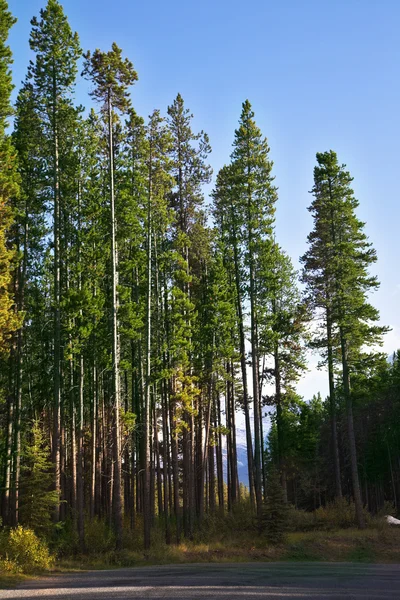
[221,427,249,485]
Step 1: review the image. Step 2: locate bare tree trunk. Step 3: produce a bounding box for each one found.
[13,215,28,525]
[90,360,98,518]
[327,308,342,499]
[274,345,287,504]
[249,251,262,520]
[216,392,224,514]
[155,404,163,517]
[77,354,85,550]
[2,362,14,524]
[70,368,77,516]
[199,378,212,521]
[162,379,171,543]
[143,150,152,550]
[208,437,216,512]
[230,202,254,507]
[170,393,181,543]
[230,361,240,503]
[108,93,123,548]
[53,106,61,521]
[340,331,365,528]
[226,366,233,510]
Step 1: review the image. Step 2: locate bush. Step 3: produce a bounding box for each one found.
[286,506,316,532]
[313,498,373,530]
[261,467,288,544]
[19,421,60,537]
[2,526,54,573]
[84,517,116,555]
[0,558,22,575]
[376,501,396,519]
[193,499,256,544]
[52,518,79,557]
[285,499,375,532]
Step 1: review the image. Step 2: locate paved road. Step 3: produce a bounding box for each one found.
[1,563,400,599]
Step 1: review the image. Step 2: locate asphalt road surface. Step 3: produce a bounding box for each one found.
[2,562,400,599]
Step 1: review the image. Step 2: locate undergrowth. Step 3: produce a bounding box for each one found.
[1,501,399,587]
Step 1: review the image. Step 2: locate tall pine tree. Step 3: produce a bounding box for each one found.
[302,150,388,527]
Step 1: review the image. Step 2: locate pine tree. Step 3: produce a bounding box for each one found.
[212,164,255,506]
[28,0,81,520]
[261,465,287,544]
[83,43,138,549]
[167,94,211,538]
[0,0,21,526]
[302,150,388,527]
[140,109,173,549]
[0,0,20,356]
[19,421,59,537]
[7,82,46,527]
[230,100,277,520]
[259,244,308,503]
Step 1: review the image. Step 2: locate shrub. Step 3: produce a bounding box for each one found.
[52,518,79,557]
[286,506,316,532]
[376,501,396,519]
[261,466,288,544]
[0,558,22,575]
[19,421,60,537]
[84,517,115,554]
[193,498,256,544]
[2,526,54,573]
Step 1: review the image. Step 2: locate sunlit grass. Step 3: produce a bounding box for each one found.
[58,525,400,571]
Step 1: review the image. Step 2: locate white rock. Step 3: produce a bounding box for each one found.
[385,515,400,525]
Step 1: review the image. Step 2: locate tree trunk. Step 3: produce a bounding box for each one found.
[248,226,263,521]
[274,345,287,504]
[216,392,224,514]
[230,202,254,507]
[143,149,152,551]
[340,331,365,528]
[53,107,61,521]
[77,354,85,550]
[326,308,342,499]
[108,92,123,548]
[91,360,98,519]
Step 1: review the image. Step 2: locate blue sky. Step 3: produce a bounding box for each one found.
[8,0,400,399]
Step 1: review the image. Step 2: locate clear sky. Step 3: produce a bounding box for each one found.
[8,0,400,400]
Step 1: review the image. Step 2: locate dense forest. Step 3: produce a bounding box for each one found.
[1,0,399,555]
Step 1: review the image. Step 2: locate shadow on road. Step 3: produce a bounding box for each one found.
[2,562,400,599]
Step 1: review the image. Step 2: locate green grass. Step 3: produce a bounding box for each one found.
[0,573,31,589]
[2,524,399,589]
[59,526,400,571]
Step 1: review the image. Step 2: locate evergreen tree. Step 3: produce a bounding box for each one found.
[212,163,255,505]
[7,82,46,527]
[167,93,211,539]
[28,0,81,519]
[260,245,308,502]
[261,465,287,544]
[0,0,19,356]
[302,150,388,527]
[83,42,138,549]
[0,0,21,526]
[230,100,277,520]
[19,421,59,537]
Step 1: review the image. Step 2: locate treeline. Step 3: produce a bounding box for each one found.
[0,0,398,552]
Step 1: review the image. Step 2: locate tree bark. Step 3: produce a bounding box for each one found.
[326,307,342,499]
[108,92,123,548]
[340,331,365,528]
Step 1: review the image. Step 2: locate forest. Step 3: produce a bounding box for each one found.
[0,0,399,565]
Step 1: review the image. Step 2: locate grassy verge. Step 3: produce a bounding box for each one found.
[2,525,398,588]
[59,526,400,571]
[0,573,32,589]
